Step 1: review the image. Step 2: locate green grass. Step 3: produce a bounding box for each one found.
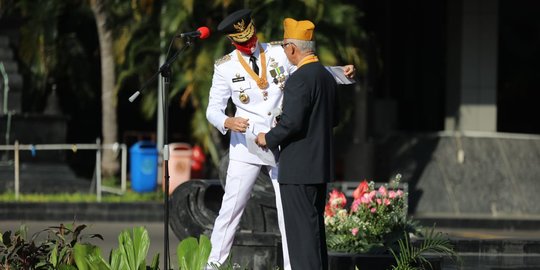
[0,177,164,202]
[0,190,163,203]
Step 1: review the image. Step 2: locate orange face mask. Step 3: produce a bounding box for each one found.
[233,35,258,55]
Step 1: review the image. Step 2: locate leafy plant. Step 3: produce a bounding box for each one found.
[115,226,151,269]
[175,234,252,270]
[3,223,281,270]
[1,223,160,270]
[72,243,110,270]
[0,225,52,269]
[390,227,459,270]
[177,234,211,270]
[0,223,104,269]
[72,226,159,270]
[45,223,104,268]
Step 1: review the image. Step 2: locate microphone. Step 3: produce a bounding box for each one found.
[177,26,210,39]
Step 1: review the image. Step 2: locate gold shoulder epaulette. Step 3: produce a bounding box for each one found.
[215,54,231,66]
[268,41,283,46]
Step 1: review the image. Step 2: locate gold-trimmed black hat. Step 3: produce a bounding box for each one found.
[217,9,255,43]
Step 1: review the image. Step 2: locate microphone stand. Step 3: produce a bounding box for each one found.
[129,37,193,270]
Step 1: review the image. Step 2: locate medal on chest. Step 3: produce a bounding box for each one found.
[237,47,269,99]
[269,57,286,90]
[239,90,250,104]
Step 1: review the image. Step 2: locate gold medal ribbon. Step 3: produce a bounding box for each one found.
[297,55,319,68]
[237,46,268,89]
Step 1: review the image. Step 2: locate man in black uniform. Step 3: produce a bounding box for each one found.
[256,18,338,270]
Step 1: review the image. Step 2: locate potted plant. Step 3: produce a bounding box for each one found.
[325,175,456,270]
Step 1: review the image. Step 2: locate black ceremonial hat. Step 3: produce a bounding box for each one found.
[217,9,255,43]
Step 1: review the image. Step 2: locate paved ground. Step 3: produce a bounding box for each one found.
[0,220,180,269]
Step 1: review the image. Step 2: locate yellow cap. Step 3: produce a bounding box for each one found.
[283,18,315,41]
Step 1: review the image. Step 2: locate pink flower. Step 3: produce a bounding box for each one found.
[378,185,387,197]
[369,190,377,199]
[360,193,371,204]
[351,199,361,212]
[351,228,359,236]
[384,198,391,206]
[388,190,397,199]
[396,190,404,197]
[370,208,377,213]
[376,198,382,205]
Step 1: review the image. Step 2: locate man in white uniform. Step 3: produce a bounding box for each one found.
[206,9,355,269]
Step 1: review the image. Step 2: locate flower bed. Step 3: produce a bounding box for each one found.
[325,176,417,254]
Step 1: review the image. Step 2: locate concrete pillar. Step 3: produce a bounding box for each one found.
[344,82,373,180]
[445,0,498,132]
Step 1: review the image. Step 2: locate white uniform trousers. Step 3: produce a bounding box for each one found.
[207,159,290,270]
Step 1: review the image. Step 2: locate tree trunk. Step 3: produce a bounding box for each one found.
[90,0,119,176]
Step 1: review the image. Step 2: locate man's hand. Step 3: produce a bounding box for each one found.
[256,132,267,148]
[224,117,249,133]
[343,65,356,79]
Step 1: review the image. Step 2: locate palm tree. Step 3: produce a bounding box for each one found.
[12,1,62,111]
[88,0,162,176]
[89,0,119,176]
[12,0,161,177]
[9,0,368,176]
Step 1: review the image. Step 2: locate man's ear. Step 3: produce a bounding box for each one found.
[291,45,297,56]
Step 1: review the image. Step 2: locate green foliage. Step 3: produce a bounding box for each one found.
[0,224,52,269]
[6,0,98,113]
[114,227,151,270]
[1,223,294,270]
[45,223,104,268]
[0,190,163,202]
[156,0,368,167]
[15,1,62,88]
[0,223,103,269]
[70,227,159,270]
[1,223,160,270]
[177,234,211,270]
[73,243,110,270]
[72,226,158,270]
[5,0,369,172]
[174,235,257,270]
[390,227,459,270]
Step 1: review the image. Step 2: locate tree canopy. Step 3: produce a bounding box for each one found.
[3,0,367,172]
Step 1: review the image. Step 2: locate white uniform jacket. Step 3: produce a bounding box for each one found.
[206,42,295,165]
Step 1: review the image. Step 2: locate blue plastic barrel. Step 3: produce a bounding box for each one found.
[129,141,158,192]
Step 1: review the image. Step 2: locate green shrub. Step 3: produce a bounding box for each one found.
[177,235,211,270]
[1,223,258,270]
[0,223,103,269]
[1,223,160,270]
